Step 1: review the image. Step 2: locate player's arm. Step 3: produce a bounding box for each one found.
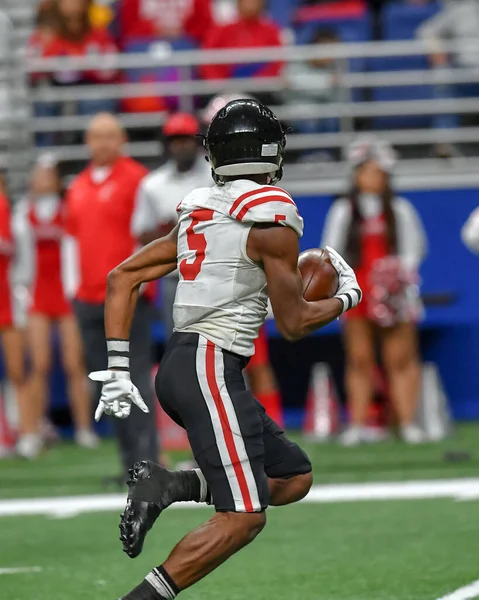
[89,226,178,421]
[105,225,178,340]
[248,224,359,341]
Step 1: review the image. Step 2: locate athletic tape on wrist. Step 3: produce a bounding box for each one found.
[107,339,130,370]
[335,289,361,314]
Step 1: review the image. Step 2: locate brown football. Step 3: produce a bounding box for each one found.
[298,248,339,301]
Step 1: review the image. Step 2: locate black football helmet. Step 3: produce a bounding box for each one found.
[204,98,286,185]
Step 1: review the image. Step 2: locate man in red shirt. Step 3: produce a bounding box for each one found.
[200,0,283,80]
[118,0,213,46]
[65,113,158,477]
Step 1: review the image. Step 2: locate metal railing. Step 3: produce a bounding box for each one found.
[20,36,479,191]
[0,9,32,196]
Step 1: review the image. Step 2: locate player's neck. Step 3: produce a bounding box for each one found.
[223,175,270,185]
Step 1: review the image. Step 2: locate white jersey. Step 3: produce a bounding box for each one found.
[174,179,304,357]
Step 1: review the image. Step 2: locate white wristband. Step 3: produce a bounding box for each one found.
[335,289,362,314]
[107,339,130,370]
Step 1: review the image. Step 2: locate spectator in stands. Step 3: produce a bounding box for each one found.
[28,1,58,56]
[417,0,479,157]
[462,206,479,254]
[23,155,98,455]
[282,28,340,155]
[131,112,211,338]
[0,171,32,458]
[64,113,158,478]
[118,0,213,47]
[29,0,119,145]
[321,136,427,446]
[200,0,283,84]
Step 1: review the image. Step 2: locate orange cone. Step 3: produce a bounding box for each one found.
[303,363,339,441]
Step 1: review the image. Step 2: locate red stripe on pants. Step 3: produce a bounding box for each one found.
[205,340,254,512]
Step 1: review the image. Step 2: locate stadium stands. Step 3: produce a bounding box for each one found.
[0,0,476,193]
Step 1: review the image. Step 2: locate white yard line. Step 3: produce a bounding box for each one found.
[303,479,479,503]
[0,567,42,575]
[436,579,479,600]
[1,478,479,518]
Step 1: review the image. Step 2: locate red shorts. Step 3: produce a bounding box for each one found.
[30,275,72,319]
[247,326,270,370]
[30,296,72,319]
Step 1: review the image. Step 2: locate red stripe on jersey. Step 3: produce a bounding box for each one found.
[205,340,254,513]
[229,186,292,216]
[236,195,296,222]
[275,214,286,223]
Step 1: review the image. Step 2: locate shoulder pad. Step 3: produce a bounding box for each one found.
[229,185,304,237]
[176,187,211,215]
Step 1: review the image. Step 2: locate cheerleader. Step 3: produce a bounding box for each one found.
[321,136,428,445]
[25,155,98,451]
[0,171,34,457]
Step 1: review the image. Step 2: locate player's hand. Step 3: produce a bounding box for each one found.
[326,246,362,313]
[88,370,149,421]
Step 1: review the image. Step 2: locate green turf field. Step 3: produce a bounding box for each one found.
[1,425,479,600]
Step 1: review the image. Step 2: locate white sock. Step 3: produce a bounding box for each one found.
[194,468,208,502]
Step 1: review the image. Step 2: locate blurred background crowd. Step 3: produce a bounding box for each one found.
[1,0,479,474]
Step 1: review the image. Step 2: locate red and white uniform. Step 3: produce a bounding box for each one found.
[321,193,427,320]
[27,197,71,319]
[0,194,15,330]
[347,211,389,320]
[175,180,304,356]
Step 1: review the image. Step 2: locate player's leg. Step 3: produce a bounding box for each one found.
[123,511,266,599]
[27,314,52,434]
[381,321,423,443]
[246,393,313,506]
[220,345,312,506]
[341,317,376,445]
[120,339,311,559]
[57,314,98,447]
[119,333,269,599]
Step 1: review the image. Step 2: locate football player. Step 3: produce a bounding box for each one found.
[90,100,361,600]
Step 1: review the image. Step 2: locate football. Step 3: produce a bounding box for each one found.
[298,248,339,301]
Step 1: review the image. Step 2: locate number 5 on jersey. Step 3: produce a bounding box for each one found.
[179,209,214,281]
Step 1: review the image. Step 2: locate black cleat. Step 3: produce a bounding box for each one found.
[119,460,185,559]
